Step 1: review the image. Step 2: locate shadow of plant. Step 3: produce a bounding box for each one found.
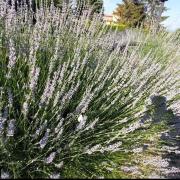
[149,95,180,178]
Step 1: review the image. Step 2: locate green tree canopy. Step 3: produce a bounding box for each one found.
[113,0,146,27]
[141,0,169,28]
[76,0,103,15]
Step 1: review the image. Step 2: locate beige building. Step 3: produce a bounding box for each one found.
[103,14,118,25]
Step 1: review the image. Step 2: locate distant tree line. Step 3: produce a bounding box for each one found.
[5,0,103,14]
[5,0,36,11]
[76,0,103,15]
[4,0,104,24]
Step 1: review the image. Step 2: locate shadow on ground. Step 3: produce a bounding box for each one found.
[150,95,180,178]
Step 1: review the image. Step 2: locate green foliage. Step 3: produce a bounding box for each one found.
[175,29,180,41]
[113,0,146,27]
[0,3,179,179]
[76,0,103,15]
[142,0,169,29]
[88,0,104,14]
[113,0,169,29]
[105,23,128,32]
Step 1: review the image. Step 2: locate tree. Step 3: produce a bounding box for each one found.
[89,0,104,14]
[5,0,72,10]
[113,0,146,27]
[113,0,169,29]
[142,0,169,29]
[42,0,71,8]
[76,0,103,16]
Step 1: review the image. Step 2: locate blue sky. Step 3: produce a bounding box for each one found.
[103,0,180,31]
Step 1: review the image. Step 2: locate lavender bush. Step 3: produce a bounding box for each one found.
[0,1,180,179]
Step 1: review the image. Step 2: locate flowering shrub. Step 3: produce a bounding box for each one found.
[0,1,180,179]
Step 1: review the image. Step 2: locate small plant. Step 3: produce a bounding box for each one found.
[0,1,179,178]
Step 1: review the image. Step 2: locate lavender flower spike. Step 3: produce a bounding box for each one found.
[45,152,56,164]
[7,119,16,137]
[39,129,50,149]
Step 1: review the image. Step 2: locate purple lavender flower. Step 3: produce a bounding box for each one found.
[45,152,56,164]
[7,119,16,137]
[39,129,50,149]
